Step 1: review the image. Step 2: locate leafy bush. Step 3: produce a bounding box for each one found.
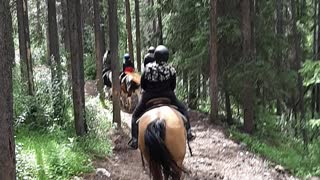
[84,53,96,80]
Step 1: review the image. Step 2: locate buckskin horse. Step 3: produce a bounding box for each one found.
[138,103,188,180]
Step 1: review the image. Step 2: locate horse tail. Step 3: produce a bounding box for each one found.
[144,118,182,179]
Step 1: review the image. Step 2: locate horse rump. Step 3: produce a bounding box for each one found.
[144,118,183,179]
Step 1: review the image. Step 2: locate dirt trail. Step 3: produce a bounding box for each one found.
[82,111,297,180]
[82,82,297,180]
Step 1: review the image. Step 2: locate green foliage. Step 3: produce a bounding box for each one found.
[84,54,97,80]
[229,127,320,177]
[15,97,113,179]
[300,60,320,87]
[16,129,94,179]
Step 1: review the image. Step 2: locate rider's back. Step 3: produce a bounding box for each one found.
[141,62,176,94]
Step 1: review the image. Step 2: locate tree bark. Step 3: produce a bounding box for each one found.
[0,0,16,178]
[241,0,255,133]
[291,0,307,146]
[316,0,320,114]
[109,0,121,128]
[61,0,72,89]
[67,0,87,136]
[275,0,284,115]
[36,0,43,45]
[48,0,63,122]
[209,0,219,123]
[16,0,34,96]
[125,0,135,66]
[157,0,163,44]
[225,89,233,125]
[93,0,105,100]
[135,0,141,72]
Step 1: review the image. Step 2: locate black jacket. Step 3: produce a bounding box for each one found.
[141,62,176,93]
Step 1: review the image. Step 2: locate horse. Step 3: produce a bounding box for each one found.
[103,70,141,113]
[138,105,187,180]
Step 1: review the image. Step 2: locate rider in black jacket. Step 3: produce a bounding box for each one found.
[128,45,195,149]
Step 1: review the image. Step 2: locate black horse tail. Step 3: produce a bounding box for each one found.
[144,118,183,179]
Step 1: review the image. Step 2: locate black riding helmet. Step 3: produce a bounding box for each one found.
[154,45,169,63]
[148,46,155,53]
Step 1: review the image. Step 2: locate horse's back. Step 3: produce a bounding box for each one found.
[125,72,141,84]
[138,106,186,166]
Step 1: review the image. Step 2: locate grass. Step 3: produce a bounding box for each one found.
[15,97,113,180]
[228,127,320,178]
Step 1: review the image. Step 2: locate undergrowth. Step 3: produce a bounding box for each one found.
[228,127,320,178]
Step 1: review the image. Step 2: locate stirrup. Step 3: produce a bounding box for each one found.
[128,138,138,149]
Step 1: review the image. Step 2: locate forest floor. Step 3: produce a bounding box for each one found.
[81,81,298,180]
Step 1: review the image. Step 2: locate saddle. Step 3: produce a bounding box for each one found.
[144,97,187,124]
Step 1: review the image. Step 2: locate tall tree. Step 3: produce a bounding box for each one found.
[241,0,255,133]
[0,0,16,178]
[275,0,284,115]
[135,0,142,72]
[291,0,307,144]
[93,0,105,100]
[109,0,121,128]
[16,0,34,96]
[209,0,219,123]
[67,0,87,136]
[36,0,43,45]
[48,0,63,122]
[157,0,163,44]
[316,0,320,114]
[61,0,72,90]
[125,0,135,66]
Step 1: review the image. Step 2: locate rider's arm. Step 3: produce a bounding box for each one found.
[141,72,147,90]
[170,70,176,91]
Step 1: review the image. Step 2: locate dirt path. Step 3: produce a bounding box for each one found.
[82,82,297,180]
[82,111,297,180]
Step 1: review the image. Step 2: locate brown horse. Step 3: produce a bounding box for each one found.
[138,106,187,180]
[120,72,141,113]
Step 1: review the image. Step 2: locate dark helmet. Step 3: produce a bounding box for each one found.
[148,46,155,53]
[124,53,130,60]
[154,45,169,63]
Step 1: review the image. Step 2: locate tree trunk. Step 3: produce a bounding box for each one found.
[109,0,122,128]
[16,0,34,96]
[275,0,284,115]
[0,0,16,178]
[125,0,135,67]
[151,0,157,44]
[93,0,105,101]
[241,0,255,133]
[291,0,307,146]
[311,0,317,118]
[67,0,87,136]
[157,0,163,45]
[202,74,207,100]
[48,0,63,122]
[188,73,198,109]
[316,0,320,114]
[61,0,72,90]
[36,0,43,45]
[135,0,141,72]
[209,0,219,123]
[225,89,233,125]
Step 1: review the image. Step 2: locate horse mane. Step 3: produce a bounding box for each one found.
[144,118,184,179]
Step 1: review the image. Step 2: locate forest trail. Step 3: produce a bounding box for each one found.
[82,81,297,180]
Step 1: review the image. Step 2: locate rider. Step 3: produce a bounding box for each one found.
[102,50,112,88]
[128,45,195,149]
[123,53,135,73]
[143,46,155,67]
